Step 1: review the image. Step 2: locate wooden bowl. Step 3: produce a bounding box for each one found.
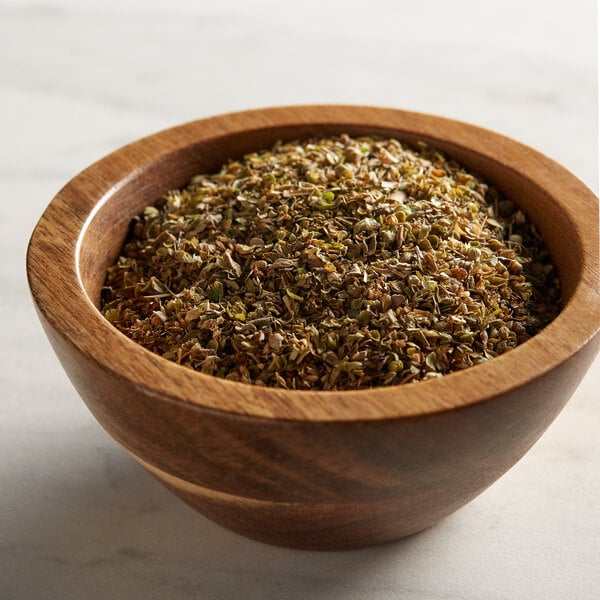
[27,106,600,550]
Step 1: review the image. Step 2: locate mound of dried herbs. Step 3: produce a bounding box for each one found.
[101,134,559,390]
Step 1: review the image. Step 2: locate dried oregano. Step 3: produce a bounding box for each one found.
[101,135,559,390]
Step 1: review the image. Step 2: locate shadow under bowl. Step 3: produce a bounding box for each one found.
[27,105,600,550]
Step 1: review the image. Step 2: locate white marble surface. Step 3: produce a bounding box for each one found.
[1,1,598,598]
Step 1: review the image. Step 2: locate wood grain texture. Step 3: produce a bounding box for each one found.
[27,106,600,549]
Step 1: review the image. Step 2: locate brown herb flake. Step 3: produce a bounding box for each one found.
[101,134,560,390]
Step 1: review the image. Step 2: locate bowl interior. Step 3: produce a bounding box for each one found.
[29,106,597,421]
[78,124,582,310]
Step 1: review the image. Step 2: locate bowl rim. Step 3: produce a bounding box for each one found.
[26,104,600,422]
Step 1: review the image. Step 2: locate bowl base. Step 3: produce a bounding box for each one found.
[134,455,457,551]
